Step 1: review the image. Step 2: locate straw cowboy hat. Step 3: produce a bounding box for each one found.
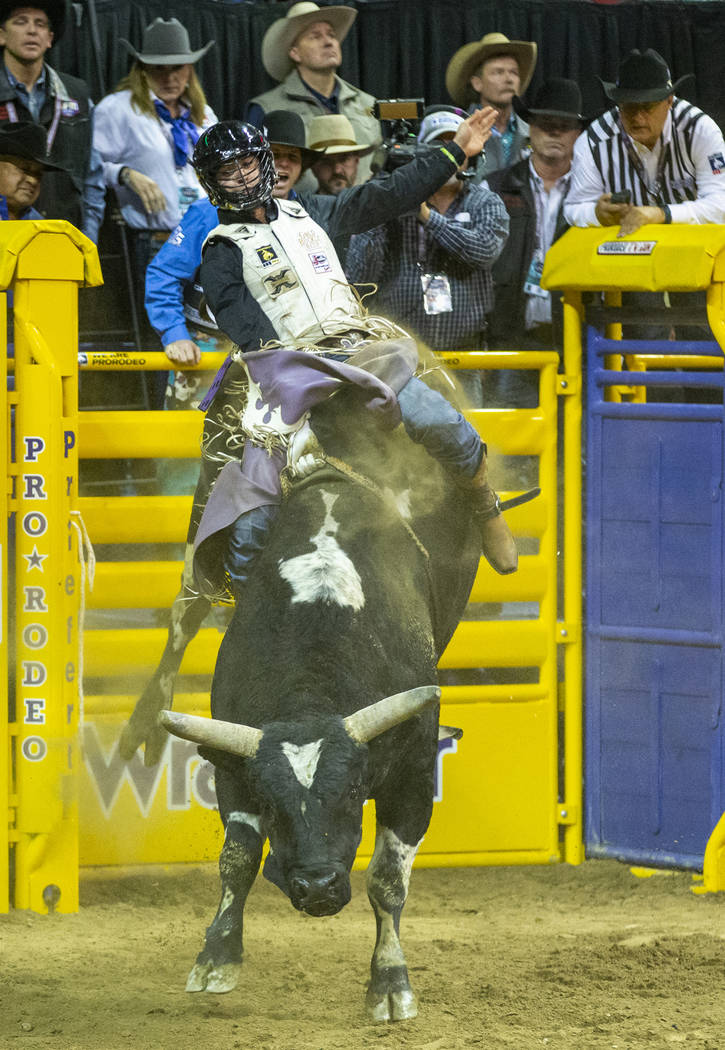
[120,17,215,66]
[445,32,537,108]
[600,48,692,104]
[262,1,357,82]
[513,78,585,125]
[0,0,66,40]
[307,114,374,156]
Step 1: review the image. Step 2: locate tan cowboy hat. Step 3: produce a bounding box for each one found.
[445,32,537,107]
[262,2,357,83]
[307,114,374,156]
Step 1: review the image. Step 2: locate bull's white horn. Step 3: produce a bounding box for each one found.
[158,710,263,758]
[343,685,440,744]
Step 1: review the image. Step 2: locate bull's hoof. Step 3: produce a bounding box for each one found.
[185,961,241,994]
[365,988,418,1023]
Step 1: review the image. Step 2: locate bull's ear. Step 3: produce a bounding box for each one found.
[344,685,440,743]
[438,724,463,742]
[158,710,263,758]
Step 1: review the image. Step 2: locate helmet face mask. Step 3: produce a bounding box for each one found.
[193,121,276,211]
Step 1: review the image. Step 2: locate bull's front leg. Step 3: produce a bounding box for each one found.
[187,807,263,994]
[365,822,421,1023]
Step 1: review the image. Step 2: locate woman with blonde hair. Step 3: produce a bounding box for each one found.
[93,17,217,354]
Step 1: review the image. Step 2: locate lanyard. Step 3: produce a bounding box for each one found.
[5,95,62,152]
[618,114,669,205]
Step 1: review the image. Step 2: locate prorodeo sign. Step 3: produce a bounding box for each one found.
[597,241,657,256]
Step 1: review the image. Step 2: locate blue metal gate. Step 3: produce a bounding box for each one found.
[585,327,725,869]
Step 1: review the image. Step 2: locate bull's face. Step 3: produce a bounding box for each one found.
[254,719,368,916]
[158,686,440,916]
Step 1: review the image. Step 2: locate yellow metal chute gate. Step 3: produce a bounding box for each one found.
[1,221,102,913]
[75,349,580,878]
[3,228,581,912]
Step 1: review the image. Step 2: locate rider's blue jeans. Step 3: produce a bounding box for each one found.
[224,374,483,598]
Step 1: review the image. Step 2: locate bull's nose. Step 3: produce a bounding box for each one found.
[289,871,349,916]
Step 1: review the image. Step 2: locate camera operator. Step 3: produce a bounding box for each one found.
[346,105,509,405]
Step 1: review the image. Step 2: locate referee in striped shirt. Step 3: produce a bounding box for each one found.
[564,49,725,236]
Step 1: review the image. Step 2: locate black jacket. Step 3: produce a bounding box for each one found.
[0,63,92,229]
[486,158,569,347]
[201,142,467,351]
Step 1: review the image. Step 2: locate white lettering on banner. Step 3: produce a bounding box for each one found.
[23,623,48,649]
[22,512,47,537]
[23,436,45,461]
[434,738,457,803]
[22,736,47,762]
[597,241,657,256]
[83,724,217,818]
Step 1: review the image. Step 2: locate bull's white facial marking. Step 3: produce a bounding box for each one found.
[281,739,323,789]
[278,490,364,610]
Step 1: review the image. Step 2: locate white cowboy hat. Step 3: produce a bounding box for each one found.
[261,2,357,83]
[120,17,215,66]
[307,114,374,156]
[445,32,537,108]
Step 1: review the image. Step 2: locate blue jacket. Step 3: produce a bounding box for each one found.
[144,197,218,347]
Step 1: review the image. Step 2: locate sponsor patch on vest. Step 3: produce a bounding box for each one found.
[61,100,80,117]
[708,152,725,175]
[262,267,300,299]
[597,241,656,256]
[298,229,325,251]
[256,245,279,267]
[309,251,331,273]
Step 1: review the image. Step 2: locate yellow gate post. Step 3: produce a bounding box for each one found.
[0,291,7,912]
[4,221,101,913]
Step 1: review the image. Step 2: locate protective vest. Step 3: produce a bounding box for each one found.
[205,199,363,343]
[0,64,92,228]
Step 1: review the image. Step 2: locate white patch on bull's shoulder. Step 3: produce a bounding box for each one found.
[277,490,364,610]
[281,739,323,789]
[383,486,412,520]
[226,811,261,835]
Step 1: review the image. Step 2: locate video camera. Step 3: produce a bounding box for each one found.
[370,98,426,174]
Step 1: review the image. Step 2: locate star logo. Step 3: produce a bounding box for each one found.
[24,546,47,572]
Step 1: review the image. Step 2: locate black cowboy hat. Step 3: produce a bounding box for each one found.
[0,0,66,41]
[513,78,585,125]
[600,49,693,104]
[0,121,64,170]
[262,110,323,171]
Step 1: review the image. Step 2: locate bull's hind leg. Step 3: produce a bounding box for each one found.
[187,809,263,994]
[365,823,421,1023]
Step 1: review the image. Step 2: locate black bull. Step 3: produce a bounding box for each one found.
[159,385,479,1022]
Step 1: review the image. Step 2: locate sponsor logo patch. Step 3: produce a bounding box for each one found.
[709,152,725,175]
[298,229,325,250]
[597,240,656,256]
[309,251,331,273]
[61,100,80,117]
[262,267,299,299]
[256,245,279,267]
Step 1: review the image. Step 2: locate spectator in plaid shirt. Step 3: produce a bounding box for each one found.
[346,106,508,405]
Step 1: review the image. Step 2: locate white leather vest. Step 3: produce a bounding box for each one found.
[204,199,363,344]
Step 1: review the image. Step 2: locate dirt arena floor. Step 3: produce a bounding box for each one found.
[2,859,724,1050]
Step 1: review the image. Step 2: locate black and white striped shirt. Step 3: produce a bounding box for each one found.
[565,98,725,226]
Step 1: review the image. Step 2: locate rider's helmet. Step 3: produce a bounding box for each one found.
[193,121,276,211]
